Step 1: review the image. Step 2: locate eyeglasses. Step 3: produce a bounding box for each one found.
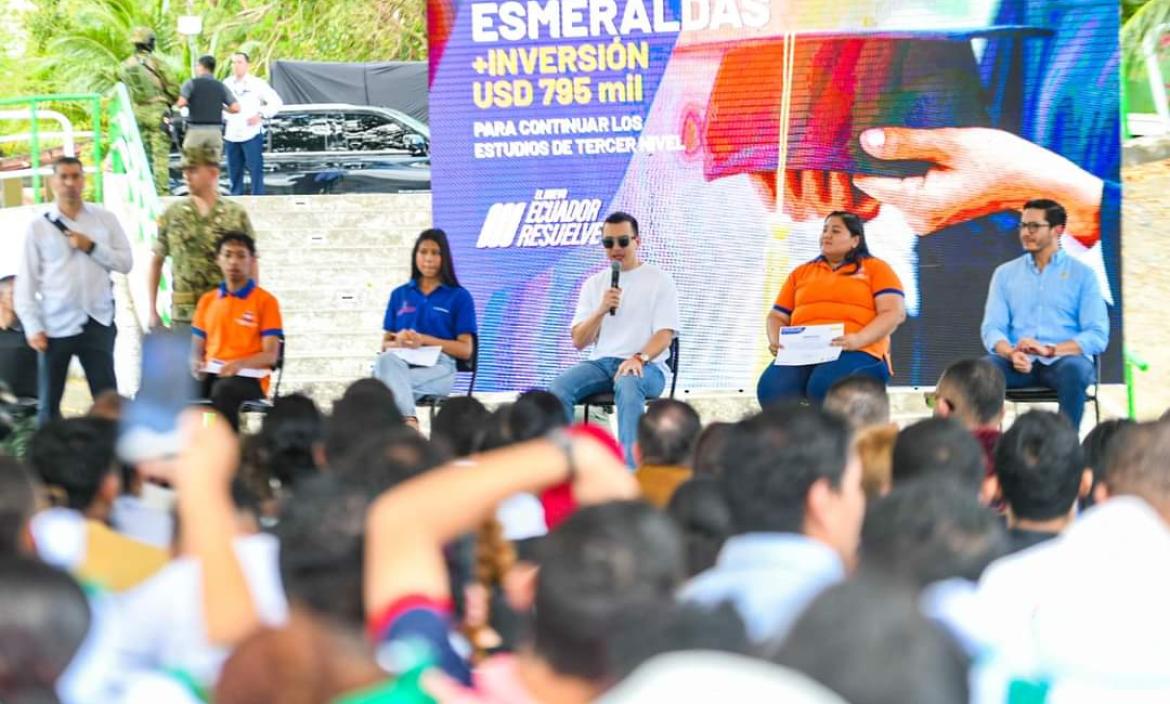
[1018,222,1051,233]
[602,236,632,249]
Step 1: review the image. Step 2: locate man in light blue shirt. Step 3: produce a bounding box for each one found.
[981,198,1109,431]
[680,405,864,643]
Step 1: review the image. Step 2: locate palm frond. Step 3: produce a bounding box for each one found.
[1123,0,1170,72]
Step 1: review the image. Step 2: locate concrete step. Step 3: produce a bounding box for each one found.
[282,330,381,354]
[232,192,432,214]
[263,285,392,312]
[279,309,386,333]
[263,268,405,287]
[282,355,377,381]
[258,245,410,266]
[256,227,423,251]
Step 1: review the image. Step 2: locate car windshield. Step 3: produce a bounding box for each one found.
[387,110,429,138]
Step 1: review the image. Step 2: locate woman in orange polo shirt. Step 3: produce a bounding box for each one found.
[758,211,907,407]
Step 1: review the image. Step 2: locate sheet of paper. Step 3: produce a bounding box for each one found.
[202,360,271,379]
[388,346,443,367]
[773,324,845,366]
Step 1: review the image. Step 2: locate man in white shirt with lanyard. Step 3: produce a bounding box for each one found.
[15,156,133,425]
[549,211,681,466]
[223,51,283,195]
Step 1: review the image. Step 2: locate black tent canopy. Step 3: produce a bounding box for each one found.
[270,60,428,123]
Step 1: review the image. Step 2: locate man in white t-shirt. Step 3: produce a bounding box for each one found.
[223,51,283,195]
[549,211,680,464]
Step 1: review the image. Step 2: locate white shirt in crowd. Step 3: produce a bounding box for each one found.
[222,73,283,143]
[974,497,1170,702]
[111,494,175,550]
[15,203,132,338]
[571,262,680,369]
[112,532,289,689]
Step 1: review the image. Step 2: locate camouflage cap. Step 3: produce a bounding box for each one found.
[179,144,220,168]
[130,27,156,45]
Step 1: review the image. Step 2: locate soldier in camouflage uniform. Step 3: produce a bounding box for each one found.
[149,145,256,328]
[120,27,178,195]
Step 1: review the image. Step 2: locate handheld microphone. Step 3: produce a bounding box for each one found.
[609,261,621,316]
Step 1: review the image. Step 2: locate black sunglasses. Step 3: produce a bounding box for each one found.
[602,236,632,248]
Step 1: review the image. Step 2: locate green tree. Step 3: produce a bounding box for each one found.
[10,0,426,99]
[1124,0,1170,70]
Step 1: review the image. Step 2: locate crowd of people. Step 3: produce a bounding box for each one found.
[2,356,1169,702]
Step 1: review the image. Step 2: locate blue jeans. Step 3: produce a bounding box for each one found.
[373,351,457,419]
[226,134,265,195]
[548,358,666,466]
[38,317,117,426]
[986,354,1094,431]
[757,351,889,408]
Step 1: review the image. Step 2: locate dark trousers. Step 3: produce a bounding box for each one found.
[200,374,264,431]
[757,351,890,408]
[986,354,1095,431]
[37,318,117,426]
[226,134,265,195]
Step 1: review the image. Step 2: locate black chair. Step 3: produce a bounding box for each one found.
[416,333,479,422]
[581,337,681,421]
[239,335,286,416]
[1004,355,1101,426]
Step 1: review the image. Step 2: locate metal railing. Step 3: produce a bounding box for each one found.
[105,82,168,331]
[1125,349,1149,420]
[0,93,104,202]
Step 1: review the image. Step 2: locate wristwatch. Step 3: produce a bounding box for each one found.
[635,352,651,364]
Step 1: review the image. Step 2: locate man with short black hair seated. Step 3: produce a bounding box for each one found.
[0,275,36,400]
[635,399,701,507]
[26,417,168,591]
[192,232,282,430]
[933,357,1007,481]
[891,418,987,496]
[994,410,1090,553]
[823,375,890,432]
[682,404,864,643]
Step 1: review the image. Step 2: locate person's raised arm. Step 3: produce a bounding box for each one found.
[174,410,259,646]
[365,432,637,619]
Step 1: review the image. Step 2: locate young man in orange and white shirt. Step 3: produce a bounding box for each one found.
[191,232,281,430]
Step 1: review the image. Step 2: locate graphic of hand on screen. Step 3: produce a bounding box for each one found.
[748,170,881,222]
[853,127,1104,244]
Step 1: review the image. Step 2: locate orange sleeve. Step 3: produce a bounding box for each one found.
[867,258,904,299]
[773,267,799,315]
[259,292,283,338]
[191,293,211,339]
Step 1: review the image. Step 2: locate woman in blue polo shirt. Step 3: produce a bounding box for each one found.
[373,228,477,424]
